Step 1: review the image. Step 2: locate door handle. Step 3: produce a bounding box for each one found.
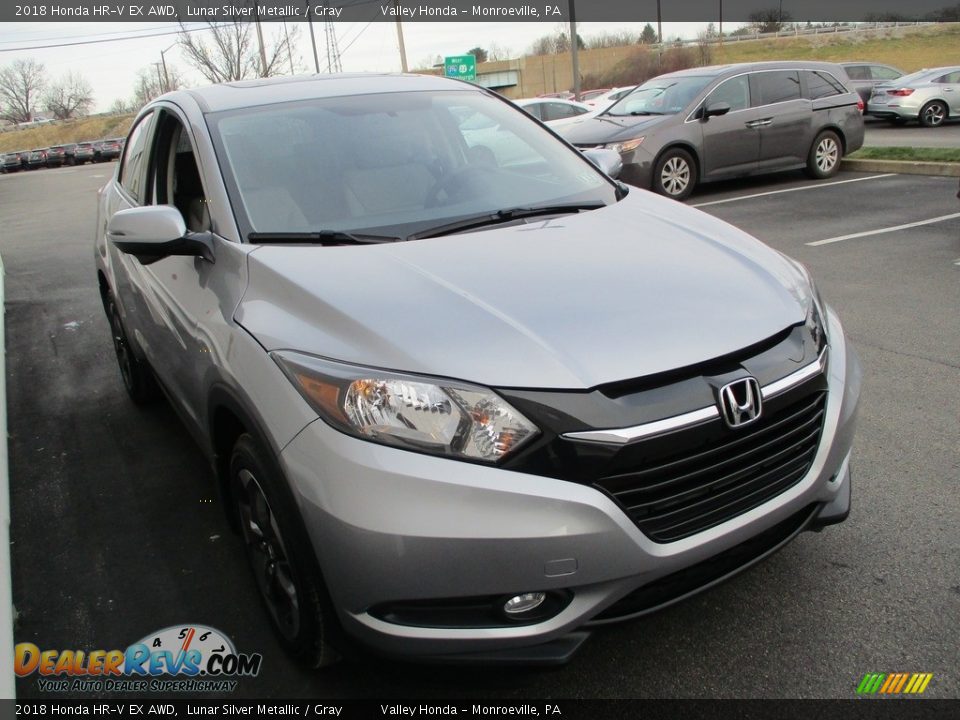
[745,118,773,128]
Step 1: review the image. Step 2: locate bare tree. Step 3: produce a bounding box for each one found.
[131,64,186,109]
[487,43,512,62]
[586,30,640,49]
[177,21,296,83]
[43,71,94,120]
[695,31,713,66]
[0,58,47,123]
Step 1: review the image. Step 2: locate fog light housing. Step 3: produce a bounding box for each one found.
[503,592,547,616]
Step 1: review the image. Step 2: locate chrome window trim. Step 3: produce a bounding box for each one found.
[562,348,828,446]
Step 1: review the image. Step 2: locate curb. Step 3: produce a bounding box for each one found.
[842,158,960,177]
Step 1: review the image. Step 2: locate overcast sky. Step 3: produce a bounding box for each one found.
[0,20,722,113]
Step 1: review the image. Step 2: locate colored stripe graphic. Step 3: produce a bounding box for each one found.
[857,673,933,695]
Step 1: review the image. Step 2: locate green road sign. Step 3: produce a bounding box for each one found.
[444,55,477,82]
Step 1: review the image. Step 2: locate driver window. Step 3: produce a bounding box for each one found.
[707,75,750,112]
[151,114,209,233]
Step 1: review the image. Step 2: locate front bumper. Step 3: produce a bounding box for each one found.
[279,308,860,659]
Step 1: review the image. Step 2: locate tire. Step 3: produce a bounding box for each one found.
[230,434,341,668]
[652,148,696,200]
[107,297,158,404]
[919,101,947,128]
[805,130,842,179]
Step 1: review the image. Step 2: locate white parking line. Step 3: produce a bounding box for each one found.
[690,173,897,208]
[808,213,960,246]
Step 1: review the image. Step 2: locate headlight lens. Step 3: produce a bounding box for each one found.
[806,295,826,353]
[605,137,644,154]
[274,352,539,462]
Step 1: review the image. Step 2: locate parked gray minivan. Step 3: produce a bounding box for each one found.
[558,61,865,199]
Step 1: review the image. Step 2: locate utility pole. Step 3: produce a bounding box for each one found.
[656,0,663,70]
[153,62,165,95]
[305,0,320,73]
[569,1,580,101]
[719,0,723,43]
[394,0,408,72]
[160,42,175,92]
[255,7,268,77]
[283,22,295,74]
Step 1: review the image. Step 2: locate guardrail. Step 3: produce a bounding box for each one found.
[651,20,936,50]
[0,253,12,699]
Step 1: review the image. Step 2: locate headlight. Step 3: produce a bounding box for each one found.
[605,137,644,154]
[806,293,827,353]
[273,351,539,463]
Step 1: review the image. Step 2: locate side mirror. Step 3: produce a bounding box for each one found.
[107,205,214,263]
[702,102,731,120]
[581,148,623,179]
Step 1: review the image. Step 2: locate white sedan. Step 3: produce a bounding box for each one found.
[513,98,591,126]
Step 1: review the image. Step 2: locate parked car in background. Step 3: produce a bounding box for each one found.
[62,142,95,165]
[867,66,960,127]
[578,88,611,102]
[537,91,574,100]
[26,149,47,169]
[582,86,636,109]
[840,62,904,106]
[96,73,859,667]
[1,151,26,173]
[557,61,865,199]
[93,138,122,162]
[45,146,67,168]
[515,97,591,125]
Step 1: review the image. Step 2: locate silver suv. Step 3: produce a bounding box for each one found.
[558,61,865,199]
[96,73,861,666]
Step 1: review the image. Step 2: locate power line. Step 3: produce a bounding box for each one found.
[0,23,230,53]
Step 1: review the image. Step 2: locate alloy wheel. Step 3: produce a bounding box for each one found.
[236,468,301,641]
[922,103,946,127]
[661,156,691,196]
[815,137,839,174]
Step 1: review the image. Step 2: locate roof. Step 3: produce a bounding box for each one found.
[175,72,476,113]
[660,60,848,80]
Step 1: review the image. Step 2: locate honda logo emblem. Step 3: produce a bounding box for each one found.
[718,377,762,428]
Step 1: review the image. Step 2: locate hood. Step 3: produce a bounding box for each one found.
[556,113,673,145]
[236,192,811,390]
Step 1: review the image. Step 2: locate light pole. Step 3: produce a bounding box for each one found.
[305,0,320,73]
[160,41,176,92]
[569,0,580,101]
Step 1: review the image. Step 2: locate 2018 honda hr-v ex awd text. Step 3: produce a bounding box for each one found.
[96,73,860,666]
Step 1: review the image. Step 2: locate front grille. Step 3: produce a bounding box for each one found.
[594,388,827,543]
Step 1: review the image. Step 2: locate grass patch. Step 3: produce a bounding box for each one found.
[714,23,960,74]
[848,146,960,163]
[0,114,134,153]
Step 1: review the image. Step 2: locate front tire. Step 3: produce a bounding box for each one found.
[653,148,696,200]
[107,297,158,404]
[805,130,842,179]
[230,434,341,668]
[919,101,947,128]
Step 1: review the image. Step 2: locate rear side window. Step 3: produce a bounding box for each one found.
[751,71,802,106]
[119,112,155,202]
[934,71,960,84]
[870,66,902,81]
[803,71,846,100]
[844,65,869,81]
[544,103,585,121]
[522,103,543,120]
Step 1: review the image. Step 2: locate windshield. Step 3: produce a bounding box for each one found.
[605,76,713,116]
[208,90,616,238]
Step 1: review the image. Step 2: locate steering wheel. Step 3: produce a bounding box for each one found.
[424,165,494,208]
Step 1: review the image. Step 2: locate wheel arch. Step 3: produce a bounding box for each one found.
[653,142,702,181]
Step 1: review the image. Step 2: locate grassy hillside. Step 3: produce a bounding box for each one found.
[0,114,134,153]
[714,23,960,73]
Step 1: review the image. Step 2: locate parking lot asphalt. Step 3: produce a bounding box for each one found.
[2,164,958,699]
[863,119,960,148]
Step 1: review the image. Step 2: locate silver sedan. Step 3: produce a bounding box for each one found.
[867,66,960,127]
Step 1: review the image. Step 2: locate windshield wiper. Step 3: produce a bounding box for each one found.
[628,110,665,116]
[407,202,607,241]
[248,230,401,246]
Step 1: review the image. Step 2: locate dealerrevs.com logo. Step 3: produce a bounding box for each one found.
[15,624,262,693]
